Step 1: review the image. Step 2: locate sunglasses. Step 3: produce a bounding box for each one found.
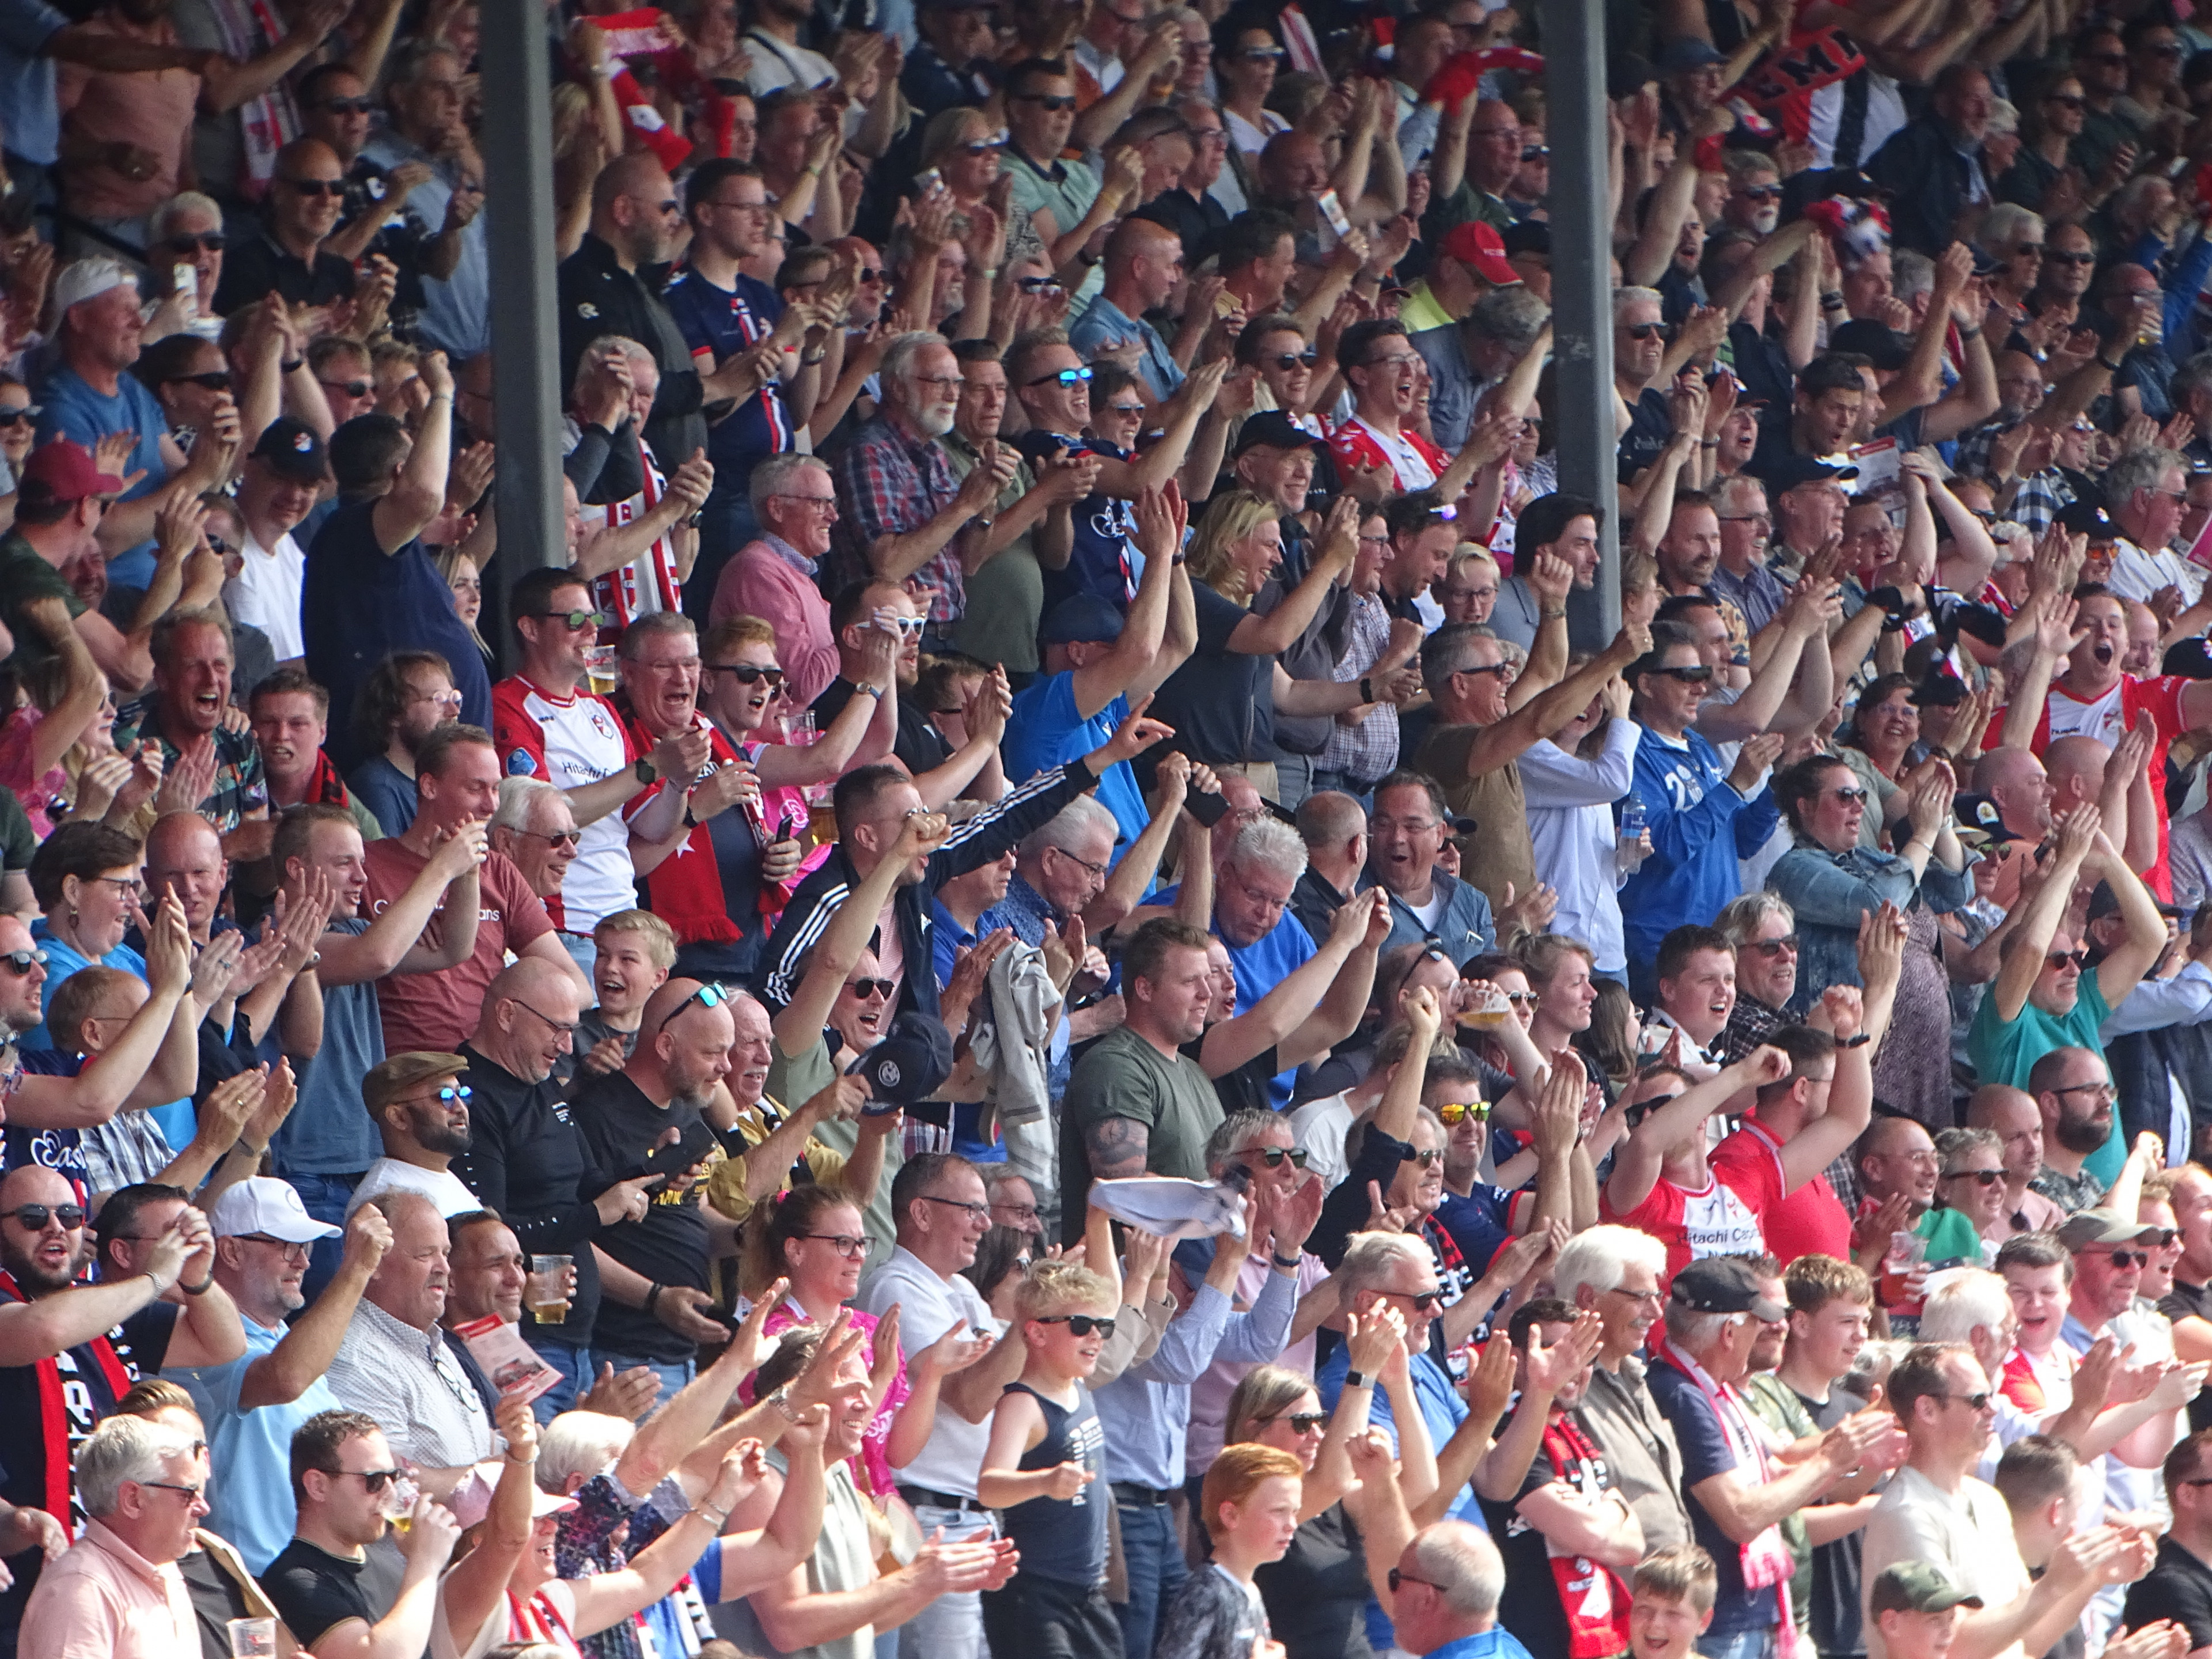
[1262,1411,1328,1433]
[2046,92,2086,107]
[0,407,36,427]
[1036,1313,1116,1336]
[1104,402,1146,419]
[1266,351,1319,370]
[1622,322,1673,341]
[1623,1092,1681,1129]
[1236,47,1285,60]
[2044,251,2096,266]
[167,232,226,254]
[531,609,605,632]
[1942,1391,1995,1410]
[167,371,233,392]
[854,266,884,283]
[5,1203,85,1230]
[282,177,346,196]
[419,1084,471,1105]
[2103,1251,2149,1269]
[518,826,583,847]
[1648,665,1714,683]
[317,95,376,113]
[709,662,785,686]
[1238,1146,1309,1168]
[1744,935,1798,957]
[881,615,927,637]
[1400,1147,1444,1169]
[1014,93,1078,111]
[1437,1100,1491,1126]
[1521,145,1550,162]
[2046,949,2089,969]
[320,378,372,399]
[847,978,895,999]
[1739,185,1782,202]
[329,1466,402,1492]
[1389,1288,1444,1312]
[1830,785,1870,804]
[1028,366,1094,387]
[1945,1168,2004,1186]
[0,948,46,975]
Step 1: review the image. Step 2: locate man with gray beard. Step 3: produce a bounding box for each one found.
[1709,474,1791,637]
[569,977,735,1405]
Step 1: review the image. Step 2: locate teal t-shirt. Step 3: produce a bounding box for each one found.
[1966,972,2125,1187]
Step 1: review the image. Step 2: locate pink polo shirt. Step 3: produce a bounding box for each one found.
[20,1517,197,1659]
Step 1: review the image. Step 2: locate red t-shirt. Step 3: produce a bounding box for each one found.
[1598,1171,1767,1291]
[360,839,555,1053]
[1709,1116,1853,1267]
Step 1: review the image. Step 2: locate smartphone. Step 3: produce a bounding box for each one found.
[642,1118,718,1179]
[1317,188,1352,248]
[915,166,943,194]
[1185,790,1230,828]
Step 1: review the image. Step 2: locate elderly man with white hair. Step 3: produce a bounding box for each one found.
[1178,813,1321,1108]
[20,1415,204,1657]
[1555,1224,1696,1559]
[829,329,1018,641]
[707,452,842,707]
[489,775,582,916]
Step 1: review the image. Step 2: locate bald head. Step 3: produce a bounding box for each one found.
[1106,215,1181,274]
[487,955,574,1009]
[475,955,585,1080]
[2042,735,2109,808]
[593,151,671,218]
[1973,745,2053,834]
[592,153,679,266]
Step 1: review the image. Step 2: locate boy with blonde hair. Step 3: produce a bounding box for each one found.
[978,1259,1119,1659]
[1631,1543,1719,1659]
[579,908,677,1073]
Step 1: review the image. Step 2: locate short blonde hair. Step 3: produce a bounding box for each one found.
[1014,1259,1114,1323]
[594,907,677,969]
[702,615,777,659]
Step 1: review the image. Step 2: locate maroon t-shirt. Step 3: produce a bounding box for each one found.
[360,841,554,1052]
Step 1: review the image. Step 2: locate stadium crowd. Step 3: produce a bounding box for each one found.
[18,0,2212,1657]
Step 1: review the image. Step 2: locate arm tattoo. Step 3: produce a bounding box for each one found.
[1086,1115,1150,1181]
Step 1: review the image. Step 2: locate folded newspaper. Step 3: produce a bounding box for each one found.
[1086,1176,1248,1241]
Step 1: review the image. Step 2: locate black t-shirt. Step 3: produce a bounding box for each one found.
[1796,1384,1869,1658]
[1253,1502,1374,1659]
[262,1537,404,1649]
[2123,1536,2212,1647]
[178,1547,255,1659]
[567,1069,713,1362]
[1477,1406,1623,1659]
[453,1043,609,1340]
[813,676,952,779]
[118,1302,179,1374]
[1150,581,1275,766]
[1620,387,1673,485]
[2164,1281,2212,1432]
[1180,1037,1279,1117]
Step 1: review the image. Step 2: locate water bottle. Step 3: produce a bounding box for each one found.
[1617,794,1647,877]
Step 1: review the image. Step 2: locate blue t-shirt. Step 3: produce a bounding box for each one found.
[1016,432,1139,615]
[1003,677,1145,849]
[929,897,1005,1164]
[0,0,67,164]
[346,755,418,836]
[1647,1359,1781,1634]
[27,920,194,1146]
[173,1313,346,1573]
[660,268,791,484]
[274,917,385,1178]
[302,499,492,764]
[2,1047,90,1196]
[33,366,169,589]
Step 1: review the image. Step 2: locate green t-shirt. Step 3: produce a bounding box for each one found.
[1917,1206,1988,1268]
[1059,1025,1225,1234]
[1966,972,2124,1187]
[776,1034,906,1260]
[1741,1372,1814,1634]
[0,531,87,673]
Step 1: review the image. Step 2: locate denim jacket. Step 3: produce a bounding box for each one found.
[1767,839,1976,1016]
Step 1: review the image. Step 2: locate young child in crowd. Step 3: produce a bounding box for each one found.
[577,907,675,1072]
[1154,1442,1304,1659]
[1628,1543,1719,1659]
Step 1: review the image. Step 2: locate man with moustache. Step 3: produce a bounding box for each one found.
[177,1183,384,1571]
[831,329,1016,641]
[346,1052,481,1219]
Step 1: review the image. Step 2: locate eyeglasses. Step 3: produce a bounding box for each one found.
[529,609,605,632]
[1718,512,1772,526]
[239,1233,312,1259]
[328,1466,402,1493]
[408,687,464,709]
[1050,844,1111,878]
[1945,1168,2005,1186]
[1266,351,1318,370]
[320,378,372,399]
[657,981,734,1033]
[1236,46,1285,60]
[90,875,145,899]
[517,827,583,847]
[1436,1100,1491,1126]
[316,95,375,114]
[1607,1283,1663,1306]
[1744,935,1798,957]
[2046,949,2090,970]
[1236,1146,1310,1168]
[0,949,46,976]
[1647,665,1714,683]
[1260,1411,1328,1433]
[3,1203,85,1231]
[1029,366,1094,387]
[166,371,233,392]
[918,1193,991,1222]
[991,1201,1040,1222]
[282,177,346,196]
[510,1000,580,1036]
[141,1480,206,1501]
[768,493,838,514]
[166,232,225,253]
[846,977,895,999]
[803,1233,869,1258]
[707,663,786,685]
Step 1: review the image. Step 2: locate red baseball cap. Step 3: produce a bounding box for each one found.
[1437,221,1522,288]
[19,438,124,507]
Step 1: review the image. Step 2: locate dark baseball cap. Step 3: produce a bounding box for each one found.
[1829,319,1914,372]
[847,1012,953,1108]
[1952,793,2024,848]
[2058,499,2116,540]
[1232,410,1324,458]
[250,416,332,484]
[1751,452,1861,491]
[1040,593,1126,646]
[1669,1257,1786,1320]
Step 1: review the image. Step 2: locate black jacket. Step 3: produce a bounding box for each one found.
[555,233,707,464]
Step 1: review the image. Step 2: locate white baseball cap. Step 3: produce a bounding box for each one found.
[449,1461,581,1529]
[209,1177,343,1243]
[50,257,135,318]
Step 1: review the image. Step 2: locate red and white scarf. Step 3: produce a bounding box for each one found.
[1539,1410,1635,1658]
[202,0,298,195]
[1651,1335,1800,1658]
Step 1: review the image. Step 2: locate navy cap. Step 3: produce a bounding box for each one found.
[1232,410,1324,458]
[1041,593,1127,647]
[250,416,331,483]
[1669,1257,1786,1320]
[1657,37,1726,74]
[1829,319,1913,371]
[1751,452,1861,491]
[2058,499,2117,540]
[848,1012,954,1108]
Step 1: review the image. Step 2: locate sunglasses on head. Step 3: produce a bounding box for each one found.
[168,232,225,253]
[1437,1099,1491,1126]
[657,980,734,1032]
[0,948,46,976]
[847,977,895,999]
[709,662,785,685]
[532,608,605,632]
[5,1203,85,1231]
[1029,366,1094,387]
[1945,1168,2004,1186]
[1036,1313,1116,1336]
[283,177,346,196]
[1267,351,1319,370]
[1014,92,1078,111]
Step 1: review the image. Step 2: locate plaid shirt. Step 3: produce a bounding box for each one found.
[831,410,968,624]
[113,700,268,835]
[1320,590,1400,785]
[1954,423,2074,536]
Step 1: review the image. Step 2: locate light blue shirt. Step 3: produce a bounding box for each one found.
[0,0,68,164]
[1092,1275,1296,1490]
[1519,720,1639,975]
[362,129,488,360]
[175,1310,345,1572]
[1069,293,1184,404]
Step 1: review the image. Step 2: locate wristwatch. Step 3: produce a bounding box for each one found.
[635,757,658,786]
[1343,1370,1373,1390]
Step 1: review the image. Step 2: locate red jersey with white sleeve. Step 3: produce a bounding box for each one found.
[1709,1116,1853,1267]
[2017,672,2190,899]
[1327,415,1448,493]
[491,675,639,933]
[1597,1172,1767,1292]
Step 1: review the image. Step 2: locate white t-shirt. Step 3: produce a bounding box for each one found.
[1861,1466,2033,1659]
[855,1245,1003,1499]
[346,1159,482,1218]
[492,677,637,934]
[224,524,306,659]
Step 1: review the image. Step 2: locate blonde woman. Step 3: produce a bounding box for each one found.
[1151,490,1365,800]
[437,548,496,672]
